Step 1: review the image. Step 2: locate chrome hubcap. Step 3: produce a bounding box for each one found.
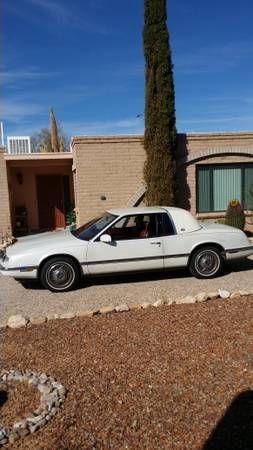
[195,250,220,276]
[46,262,75,290]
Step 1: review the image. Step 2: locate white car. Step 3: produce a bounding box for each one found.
[0,206,253,292]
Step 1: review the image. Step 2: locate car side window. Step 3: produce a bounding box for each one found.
[105,213,175,241]
[106,215,148,240]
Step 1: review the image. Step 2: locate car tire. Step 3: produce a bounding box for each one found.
[189,246,223,279]
[40,256,80,292]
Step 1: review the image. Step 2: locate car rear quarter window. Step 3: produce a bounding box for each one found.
[157,213,175,236]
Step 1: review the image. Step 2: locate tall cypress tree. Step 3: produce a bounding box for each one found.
[143,0,177,205]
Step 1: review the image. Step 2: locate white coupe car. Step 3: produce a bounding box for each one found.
[0,206,253,292]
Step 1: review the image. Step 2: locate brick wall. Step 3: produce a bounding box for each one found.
[176,133,253,216]
[72,133,253,224]
[0,147,11,239]
[72,136,145,225]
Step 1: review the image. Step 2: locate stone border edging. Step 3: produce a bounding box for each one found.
[0,370,66,446]
[1,288,253,330]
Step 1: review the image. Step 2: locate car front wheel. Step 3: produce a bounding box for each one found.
[40,257,80,292]
[189,246,223,279]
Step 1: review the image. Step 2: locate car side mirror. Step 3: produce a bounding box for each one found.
[100,233,112,243]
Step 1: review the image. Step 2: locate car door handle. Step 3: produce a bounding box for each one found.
[150,242,161,246]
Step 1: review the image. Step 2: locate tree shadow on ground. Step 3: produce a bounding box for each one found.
[224,257,253,274]
[203,390,253,450]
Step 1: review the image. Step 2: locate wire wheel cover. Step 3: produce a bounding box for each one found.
[194,250,220,276]
[46,262,75,289]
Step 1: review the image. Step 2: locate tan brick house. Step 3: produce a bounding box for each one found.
[72,132,253,226]
[0,131,253,239]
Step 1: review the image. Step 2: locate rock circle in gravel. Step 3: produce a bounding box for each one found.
[0,370,67,446]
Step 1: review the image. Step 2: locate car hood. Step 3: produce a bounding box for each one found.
[6,229,82,257]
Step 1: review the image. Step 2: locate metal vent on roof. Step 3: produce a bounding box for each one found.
[7,136,31,154]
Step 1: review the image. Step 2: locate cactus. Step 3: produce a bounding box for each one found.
[225,199,245,230]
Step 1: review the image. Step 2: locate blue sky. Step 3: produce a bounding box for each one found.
[1,0,253,140]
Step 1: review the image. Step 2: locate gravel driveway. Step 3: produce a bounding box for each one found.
[1,256,253,324]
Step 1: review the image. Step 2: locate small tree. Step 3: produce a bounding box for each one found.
[31,124,69,153]
[31,128,51,153]
[143,0,177,205]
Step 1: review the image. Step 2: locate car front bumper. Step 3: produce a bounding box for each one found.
[0,260,38,279]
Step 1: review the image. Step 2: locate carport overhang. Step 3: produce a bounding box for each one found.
[5,152,74,235]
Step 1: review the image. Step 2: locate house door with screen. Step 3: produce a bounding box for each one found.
[36,175,65,230]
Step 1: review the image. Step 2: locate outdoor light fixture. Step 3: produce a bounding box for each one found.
[16,172,23,185]
[100,195,106,200]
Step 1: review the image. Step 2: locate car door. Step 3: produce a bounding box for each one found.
[86,213,165,274]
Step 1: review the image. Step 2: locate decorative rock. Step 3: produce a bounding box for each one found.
[13,420,28,430]
[59,312,76,320]
[39,373,48,384]
[29,376,40,386]
[218,289,230,299]
[99,305,115,314]
[7,315,28,329]
[178,295,196,304]
[57,386,67,397]
[164,299,173,305]
[230,291,241,299]
[30,316,47,325]
[18,428,29,438]
[0,428,7,440]
[153,299,165,307]
[0,369,67,446]
[46,314,59,321]
[29,419,46,434]
[128,303,142,310]
[115,304,129,312]
[78,310,94,318]
[48,406,57,416]
[141,302,152,309]
[38,384,52,395]
[195,292,208,303]
[8,432,19,444]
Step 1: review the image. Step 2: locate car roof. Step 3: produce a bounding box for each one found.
[107,206,182,216]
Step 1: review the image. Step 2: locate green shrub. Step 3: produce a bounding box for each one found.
[225,199,245,230]
[65,206,76,226]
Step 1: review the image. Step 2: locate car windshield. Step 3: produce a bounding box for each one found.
[71,212,117,241]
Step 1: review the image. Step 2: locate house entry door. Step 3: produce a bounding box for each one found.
[36,175,65,230]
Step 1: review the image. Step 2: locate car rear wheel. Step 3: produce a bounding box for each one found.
[189,246,223,279]
[40,257,80,292]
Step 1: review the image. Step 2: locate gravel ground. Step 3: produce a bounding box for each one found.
[0,381,40,428]
[0,257,253,323]
[1,296,253,449]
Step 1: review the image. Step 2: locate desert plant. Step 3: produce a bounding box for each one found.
[225,199,245,230]
[65,206,76,226]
